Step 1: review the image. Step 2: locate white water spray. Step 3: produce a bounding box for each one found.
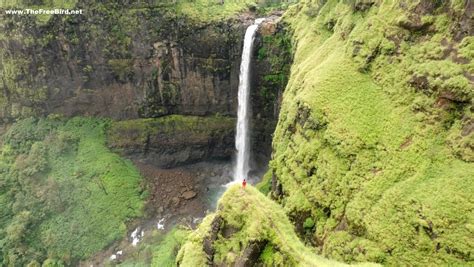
[233,18,265,183]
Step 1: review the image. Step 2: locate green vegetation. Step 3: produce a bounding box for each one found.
[267,0,473,265]
[1,0,295,24]
[256,169,272,195]
[177,185,378,266]
[0,0,77,8]
[110,114,235,135]
[175,0,257,22]
[256,30,293,115]
[0,117,144,266]
[160,1,472,266]
[151,228,189,267]
[2,0,472,266]
[175,0,297,22]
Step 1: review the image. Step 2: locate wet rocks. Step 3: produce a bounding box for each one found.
[136,160,233,221]
[172,197,181,207]
[182,190,197,200]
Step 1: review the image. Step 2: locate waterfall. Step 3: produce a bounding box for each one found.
[233,18,265,183]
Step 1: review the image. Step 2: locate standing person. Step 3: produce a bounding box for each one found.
[242,179,247,189]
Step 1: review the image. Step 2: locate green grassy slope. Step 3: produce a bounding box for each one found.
[0,117,144,266]
[0,0,252,23]
[175,0,257,22]
[268,0,473,265]
[177,185,378,266]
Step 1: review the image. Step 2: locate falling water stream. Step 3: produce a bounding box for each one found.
[233,18,265,183]
[100,18,267,265]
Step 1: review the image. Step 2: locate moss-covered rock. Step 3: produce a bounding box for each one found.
[177,185,378,266]
[269,0,473,265]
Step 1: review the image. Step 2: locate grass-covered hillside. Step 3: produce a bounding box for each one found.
[0,0,295,21]
[268,0,473,265]
[177,185,378,266]
[0,117,145,266]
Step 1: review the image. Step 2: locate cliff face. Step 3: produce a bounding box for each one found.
[0,2,295,265]
[251,18,293,162]
[0,2,292,168]
[107,115,236,168]
[0,2,246,120]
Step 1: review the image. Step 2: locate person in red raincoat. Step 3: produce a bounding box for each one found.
[242,179,247,189]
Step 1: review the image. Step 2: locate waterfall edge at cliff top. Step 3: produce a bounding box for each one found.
[230,18,265,186]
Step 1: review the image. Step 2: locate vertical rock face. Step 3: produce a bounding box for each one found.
[0,3,253,121]
[251,18,293,163]
[1,4,291,163]
[0,3,291,162]
[139,22,246,118]
[106,116,236,168]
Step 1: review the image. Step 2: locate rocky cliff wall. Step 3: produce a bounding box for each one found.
[0,2,291,164]
[107,115,236,168]
[0,2,248,120]
[251,17,293,163]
